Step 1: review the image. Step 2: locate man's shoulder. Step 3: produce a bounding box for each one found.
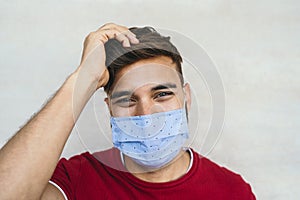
[191,149,253,191]
[58,148,124,171]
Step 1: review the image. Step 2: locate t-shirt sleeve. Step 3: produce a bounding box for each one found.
[233,175,256,200]
[223,168,256,200]
[50,156,82,200]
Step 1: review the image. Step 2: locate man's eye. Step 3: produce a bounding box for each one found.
[155,91,173,98]
[113,97,136,107]
[116,98,131,104]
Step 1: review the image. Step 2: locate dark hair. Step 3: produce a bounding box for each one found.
[103,26,183,93]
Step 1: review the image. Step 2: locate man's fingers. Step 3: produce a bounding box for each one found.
[95,23,139,47]
[123,30,139,44]
[115,32,131,47]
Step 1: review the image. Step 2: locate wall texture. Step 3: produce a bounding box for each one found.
[1,0,299,199]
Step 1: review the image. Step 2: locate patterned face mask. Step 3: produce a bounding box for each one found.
[111,108,189,169]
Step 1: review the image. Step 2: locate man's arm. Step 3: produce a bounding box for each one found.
[0,23,138,199]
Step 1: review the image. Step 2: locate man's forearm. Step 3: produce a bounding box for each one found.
[0,71,97,199]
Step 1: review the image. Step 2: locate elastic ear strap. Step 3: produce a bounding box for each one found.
[183,87,187,104]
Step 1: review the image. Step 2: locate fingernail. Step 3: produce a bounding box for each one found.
[132,37,139,43]
[123,41,130,47]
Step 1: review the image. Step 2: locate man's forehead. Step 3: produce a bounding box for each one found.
[110,59,182,94]
[116,56,178,78]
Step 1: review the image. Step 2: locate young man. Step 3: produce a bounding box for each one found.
[0,23,255,199]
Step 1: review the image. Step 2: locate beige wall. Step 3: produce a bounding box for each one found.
[1,0,299,199]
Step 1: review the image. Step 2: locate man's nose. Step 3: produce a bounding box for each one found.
[134,100,161,116]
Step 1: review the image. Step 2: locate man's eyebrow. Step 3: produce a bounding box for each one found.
[110,83,177,99]
[110,91,132,99]
[151,83,177,91]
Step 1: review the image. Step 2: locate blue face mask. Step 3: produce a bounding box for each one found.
[110,108,189,169]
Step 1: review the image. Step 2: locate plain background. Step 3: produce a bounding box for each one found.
[1,0,299,199]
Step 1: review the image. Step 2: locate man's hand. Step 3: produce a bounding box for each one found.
[77,23,139,89]
[0,23,138,200]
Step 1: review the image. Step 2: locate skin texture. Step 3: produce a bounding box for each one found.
[0,23,138,200]
[0,23,191,199]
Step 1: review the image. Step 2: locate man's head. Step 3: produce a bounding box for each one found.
[103,26,192,171]
[104,27,183,93]
[103,26,191,117]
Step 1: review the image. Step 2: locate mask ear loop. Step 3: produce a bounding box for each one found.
[182,86,189,121]
[182,85,186,103]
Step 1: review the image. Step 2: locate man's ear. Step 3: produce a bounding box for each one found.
[104,97,109,107]
[183,83,191,112]
[104,97,113,116]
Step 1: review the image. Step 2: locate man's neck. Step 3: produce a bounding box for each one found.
[123,150,191,183]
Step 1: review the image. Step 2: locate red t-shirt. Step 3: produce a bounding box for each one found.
[50,148,255,199]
